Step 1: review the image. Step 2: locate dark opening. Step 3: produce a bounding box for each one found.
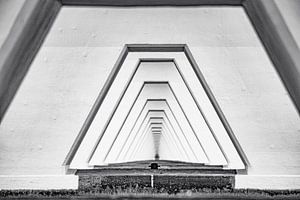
[149,162,159,169]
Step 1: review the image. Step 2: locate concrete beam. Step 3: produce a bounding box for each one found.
[0,0,61,122]
[244,0,300,115]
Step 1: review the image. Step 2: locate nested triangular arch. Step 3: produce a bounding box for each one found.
[130,117,177,162]
[107,99,208,163]
[111,110,189,164]
[102,80,211,164]
[109,101,199,163]
[125,111,200,163]
[109,109,198,164]
[82,60,226,167]
[65,45,249,171]
[128,120,156,162]
[89,82,223,166]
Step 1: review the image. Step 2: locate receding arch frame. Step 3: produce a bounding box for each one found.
[65,46,249,170]
[111,101,205,164]
[87,59,227,167]
[89,82,226,166]
[105,101,201,164]
[1,0,297,173]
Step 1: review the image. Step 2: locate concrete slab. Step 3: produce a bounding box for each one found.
[0,175,78,190]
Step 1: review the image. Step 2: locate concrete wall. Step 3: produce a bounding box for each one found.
[0,1,300,189]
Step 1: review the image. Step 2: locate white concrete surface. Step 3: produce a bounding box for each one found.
[235,175,300,190]
[0,4,300,189]
[0,175,78,190]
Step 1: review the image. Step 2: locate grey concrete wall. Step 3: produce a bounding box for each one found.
[0,1,299,181]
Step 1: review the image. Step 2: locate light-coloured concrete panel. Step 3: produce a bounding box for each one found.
[0,175,78,190]
[235,175,300,190]
[44,7,260,47]
[0,47,122,174]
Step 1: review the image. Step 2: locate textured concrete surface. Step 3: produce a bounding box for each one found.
[0,175,78,190]
[1,6,300,176]
[0,1,300,190]
[235,175,300,190]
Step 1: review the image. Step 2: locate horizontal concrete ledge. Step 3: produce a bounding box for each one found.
[76,168,236,175]
[0,175,78,190]
[235,175,300,190]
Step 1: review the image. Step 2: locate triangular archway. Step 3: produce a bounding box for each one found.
[64,44,249,172]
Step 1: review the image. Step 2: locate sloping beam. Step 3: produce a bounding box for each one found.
[243,0,300,115]
[0,0,61,122]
